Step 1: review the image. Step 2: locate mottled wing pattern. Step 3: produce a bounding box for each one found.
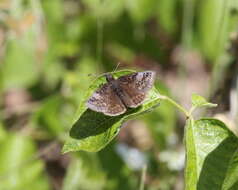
[117,71,155,108]
[87,83,126,116]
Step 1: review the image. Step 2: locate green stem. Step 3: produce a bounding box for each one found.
[188,106,196,116]
[159,94,190,118]
[139,164,147,190]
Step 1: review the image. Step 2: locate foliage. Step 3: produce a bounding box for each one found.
[0,0,238,189]
[63,70,160,153]
[185,118,238,190]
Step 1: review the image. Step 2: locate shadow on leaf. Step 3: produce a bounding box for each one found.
[70,107,140,140]
[197,136,238,190]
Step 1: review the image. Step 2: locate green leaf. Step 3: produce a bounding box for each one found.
[185,118,238,190]
[191,94,217,108]
[62,70,160,153]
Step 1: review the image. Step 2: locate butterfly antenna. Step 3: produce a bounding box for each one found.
[112,62,121,73]
[88,62,121,80]
[88,73,97,77]
[87,73,100,81]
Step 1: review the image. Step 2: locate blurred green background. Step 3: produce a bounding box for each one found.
[0,0,238,189]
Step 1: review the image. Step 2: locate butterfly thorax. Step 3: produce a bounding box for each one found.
[105,74,125,99]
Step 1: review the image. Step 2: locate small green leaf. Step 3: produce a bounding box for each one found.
[191,94,217,108]
[62,70,160,153]
[185,118,238,190]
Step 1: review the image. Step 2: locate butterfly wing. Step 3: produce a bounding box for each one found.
[87,83,126,116]
[117,71,155,108]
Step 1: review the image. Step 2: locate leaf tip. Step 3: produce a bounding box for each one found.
[191,93,217,108]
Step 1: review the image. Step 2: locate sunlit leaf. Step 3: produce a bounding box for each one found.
[62,70,160,153]
[191,94,217,108]
[185,118,238,190]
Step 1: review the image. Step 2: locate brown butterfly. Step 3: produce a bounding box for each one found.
[87,71,156,116]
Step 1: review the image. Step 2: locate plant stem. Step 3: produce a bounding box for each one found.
[139,164,147,190]
[159,94,190,118]
[188,106,196,116]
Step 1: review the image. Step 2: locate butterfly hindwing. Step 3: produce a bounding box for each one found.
[87,71,156,116]
[87,83,126,116]
[117,71,155,108]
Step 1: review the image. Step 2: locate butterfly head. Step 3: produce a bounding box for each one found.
[105,73,115,83]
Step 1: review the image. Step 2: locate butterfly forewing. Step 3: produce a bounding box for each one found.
[87,71,156,116]
[87,83,126,116]
[117,71,155,108]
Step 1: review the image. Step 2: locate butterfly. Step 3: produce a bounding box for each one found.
[86,71,156,116]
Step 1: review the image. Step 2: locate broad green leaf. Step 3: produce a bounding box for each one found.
[185,118,238,190]
[191,94,217,108]
[62,70,160,153]
[0,133,50,190]
[62,153,106,190]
